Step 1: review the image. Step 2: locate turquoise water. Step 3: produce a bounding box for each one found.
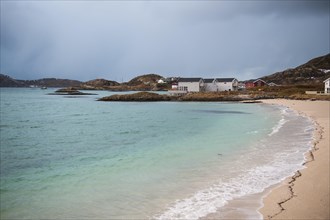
[0,88,314,219]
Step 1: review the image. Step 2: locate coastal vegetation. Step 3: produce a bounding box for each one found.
[97,90,330,102]
[246,83,330,100]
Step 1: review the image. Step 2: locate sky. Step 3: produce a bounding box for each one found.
[1,1,329,82]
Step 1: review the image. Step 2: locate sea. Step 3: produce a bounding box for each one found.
[0,88,314,219]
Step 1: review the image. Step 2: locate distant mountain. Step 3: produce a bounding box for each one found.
[261,54,330,85]
[0,73,166,91]
[24,78,82,87]
[79,74,165,90]
[0,74,82,87]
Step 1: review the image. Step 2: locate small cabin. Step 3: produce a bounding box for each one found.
[245,79,268,88]
[216,78,239,91]
[177,78,205,92]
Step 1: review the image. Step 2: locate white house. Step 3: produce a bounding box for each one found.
[157,79,165,84]
[204,79,217,91]
[216,78,239,91]
[178,78,205,92]
[324,78,330,94]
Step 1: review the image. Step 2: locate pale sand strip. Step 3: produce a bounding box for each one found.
[259,99,330,219]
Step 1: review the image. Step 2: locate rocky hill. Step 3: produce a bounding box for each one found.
[125,74,162,86]
[0,74,26,87]
[79,74,166,91]
[80,78,120,90]
[108,73,167,91]
[0,74,82,87]
[261,54,330,85]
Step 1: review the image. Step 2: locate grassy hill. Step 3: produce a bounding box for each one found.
[125,74,163,86]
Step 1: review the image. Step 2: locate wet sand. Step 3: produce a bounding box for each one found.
[259,99,330,219]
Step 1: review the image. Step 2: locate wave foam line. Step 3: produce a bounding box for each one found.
[155,154,306,220]
[268,107,291,136]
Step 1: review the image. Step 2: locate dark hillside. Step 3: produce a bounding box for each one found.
[0,74,82,87]
[261,54,330,85]
[0,74,26,87]
[24,78,82,87]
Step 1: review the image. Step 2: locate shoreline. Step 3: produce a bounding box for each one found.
[259,99,330,219]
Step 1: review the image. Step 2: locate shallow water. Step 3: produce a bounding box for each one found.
[0,88,313,219]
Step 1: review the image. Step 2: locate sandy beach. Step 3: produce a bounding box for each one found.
[259,99,330,219]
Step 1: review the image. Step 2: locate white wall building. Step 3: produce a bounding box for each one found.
[324,78,330,94]
[216,78,239,91]
[178,78,205,92]
[204,79,218,92]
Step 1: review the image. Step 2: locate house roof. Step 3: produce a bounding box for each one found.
[324,78,330,82]
[253,79,267,84]
[216,78,236,82]
[204,78,215,83]
[178,78,203,82]
[243,79,267,84]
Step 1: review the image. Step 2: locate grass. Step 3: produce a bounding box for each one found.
[246,84,330,100]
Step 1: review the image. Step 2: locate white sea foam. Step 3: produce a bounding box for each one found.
[268,107,291,136]
[247,130,259,134]
[155,153,306,220]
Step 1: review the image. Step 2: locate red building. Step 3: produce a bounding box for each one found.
[245,79,268,88]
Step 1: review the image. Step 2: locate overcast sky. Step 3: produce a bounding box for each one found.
[1,1,329,82]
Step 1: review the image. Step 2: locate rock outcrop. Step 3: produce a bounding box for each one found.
[0,74,26,87]
[98,92,256,102]
[80,79,120,90]
[48,87,97,95]
[98,92,172,101]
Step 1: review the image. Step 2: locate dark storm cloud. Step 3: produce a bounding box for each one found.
[1,1,329,81]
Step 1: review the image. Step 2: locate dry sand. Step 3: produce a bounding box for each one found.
[259,99,330,219]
